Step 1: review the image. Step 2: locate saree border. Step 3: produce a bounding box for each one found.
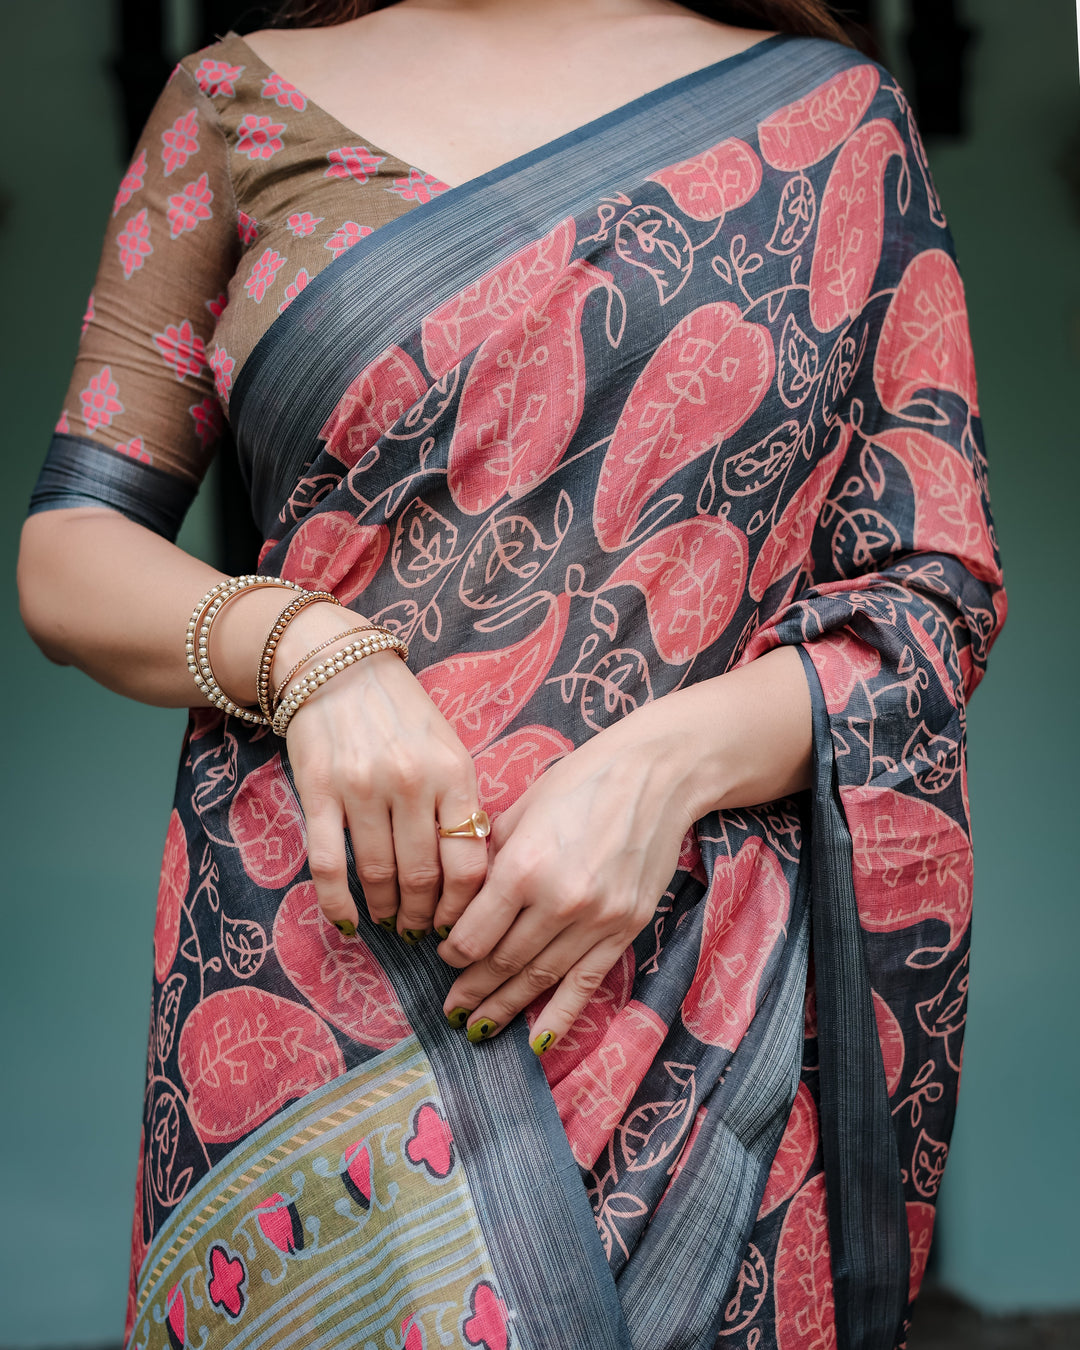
[230,34,862,533]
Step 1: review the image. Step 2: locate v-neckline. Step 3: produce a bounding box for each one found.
[228,29,788,198]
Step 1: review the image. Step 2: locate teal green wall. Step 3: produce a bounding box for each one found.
[0,1,1076,1342]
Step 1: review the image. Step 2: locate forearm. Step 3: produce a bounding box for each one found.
[17,507,357,708]
[633,645,814,819]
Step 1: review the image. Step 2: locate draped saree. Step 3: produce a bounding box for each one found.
[99,34,1002,1350]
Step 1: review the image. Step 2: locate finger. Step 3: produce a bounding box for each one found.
[390,797,442,942]
[518,937,629,1054]
[304,800,360,937]
[434,864,525,972]
[344,802,399,931]
[432,789,490,937]
[440,905,568,1028]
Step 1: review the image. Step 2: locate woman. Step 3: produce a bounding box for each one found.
[18,0,1003,1346]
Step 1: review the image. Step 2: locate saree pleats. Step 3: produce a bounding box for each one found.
[128,33,1003,1350]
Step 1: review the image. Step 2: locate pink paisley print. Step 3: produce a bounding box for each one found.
[161,108,199,176]
[775,1175,837,1350]
[80,365,123,432]
[757,1083,819,1218]
[758,65,880,170]
[228,754,307,889]
[325,145,385,183]
[281,513,390,604]
[113,148,146,216]
[154,810,188,981]
[244,248,286,303]
[273,883,411,1050]
[320,344,428,467]
[167,173,213,238]
[236,114,285,161]
[874,249,979,416]
[389,169,450,204]
[154,320,207,381]
[473,726,575,820]
[177,987,344,1143]
[261,71,306,110]
[117,208,152,279]
[649,137,762,222]
[193,58,243,98]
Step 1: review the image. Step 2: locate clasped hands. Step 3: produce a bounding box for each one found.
[280,600,810,1056]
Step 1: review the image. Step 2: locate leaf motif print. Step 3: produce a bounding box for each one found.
[228,755,307,890]
[459,494,572,610]
[777,312,820,408]
[614,205,695,306]
[747,428,851,601]
[768,172,817,254]
[474,726,575,820]
[681,839,791,1050]
[839,784,972,967]
[873,249,979,416]
[907,1201,937,1301]
[648,137,762,222]
[758,64,880,171]
[447,258,615,515]
[598,515,748,664]
[872,427,997,582]
[220,914,268,980]
[177,987,344,1143]
[320,346,429,470]
[281,512,390,604]
[774,1175,837,1350]
[154,810,189,981]
[273,882,411,1050]
[809,119,909,333]
[757,1082,819,1218]
[594,302,774,551]
[417,594,570,754]
[392,498,459,588]
[422,218,576,378]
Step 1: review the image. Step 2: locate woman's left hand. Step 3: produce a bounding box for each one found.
[433,646,813,1051]
[433,697,701,1051]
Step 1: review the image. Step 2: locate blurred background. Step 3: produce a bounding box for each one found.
[1,0,1078,1345]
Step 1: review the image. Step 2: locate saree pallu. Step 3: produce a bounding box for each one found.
[127,35,1003,1350]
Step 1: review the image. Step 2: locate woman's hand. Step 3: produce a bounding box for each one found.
[434,645,812,1050]
[214,597,489,941]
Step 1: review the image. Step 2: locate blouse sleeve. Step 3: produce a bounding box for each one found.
[28,64,239,540]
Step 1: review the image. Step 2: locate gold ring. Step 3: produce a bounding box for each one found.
[437,809,492,840]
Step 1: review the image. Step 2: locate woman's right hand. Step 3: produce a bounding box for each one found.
[277,607,488,942]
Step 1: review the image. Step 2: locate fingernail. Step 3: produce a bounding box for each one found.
[531,1030,556,1055]
[445,1007,470,1030]
[401,928,428,946]
[466,1018,497,1044]
[377,914,397,932]
[333,919,357,938]
[435,924,453,940]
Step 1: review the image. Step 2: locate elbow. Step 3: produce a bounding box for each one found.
[17,514,72,664]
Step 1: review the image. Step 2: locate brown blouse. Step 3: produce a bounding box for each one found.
[56,33,450,489]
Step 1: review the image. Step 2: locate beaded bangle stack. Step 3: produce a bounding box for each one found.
[186,574,408,733]
[271,629,409,737]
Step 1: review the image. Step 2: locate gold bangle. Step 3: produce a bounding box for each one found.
[186,574,303,725]
[271,631,409,737]
[271,625,388,710]
[256,590,341,720]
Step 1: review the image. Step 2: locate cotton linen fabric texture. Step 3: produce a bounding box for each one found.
[28,30,1004,1350]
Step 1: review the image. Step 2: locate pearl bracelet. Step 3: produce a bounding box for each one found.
[256,589,341,720]
[186,574,304,725]
[271,625,389,710]
[271,631,409,737]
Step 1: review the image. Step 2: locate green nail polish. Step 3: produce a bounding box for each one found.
[377,915,397,932]
[531,1030,556,1055]
[466,1018,497,1044]
[332,919,357,938]
[446,1007,470,1030]
[435,924,453,940]
[402,928,428,946]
